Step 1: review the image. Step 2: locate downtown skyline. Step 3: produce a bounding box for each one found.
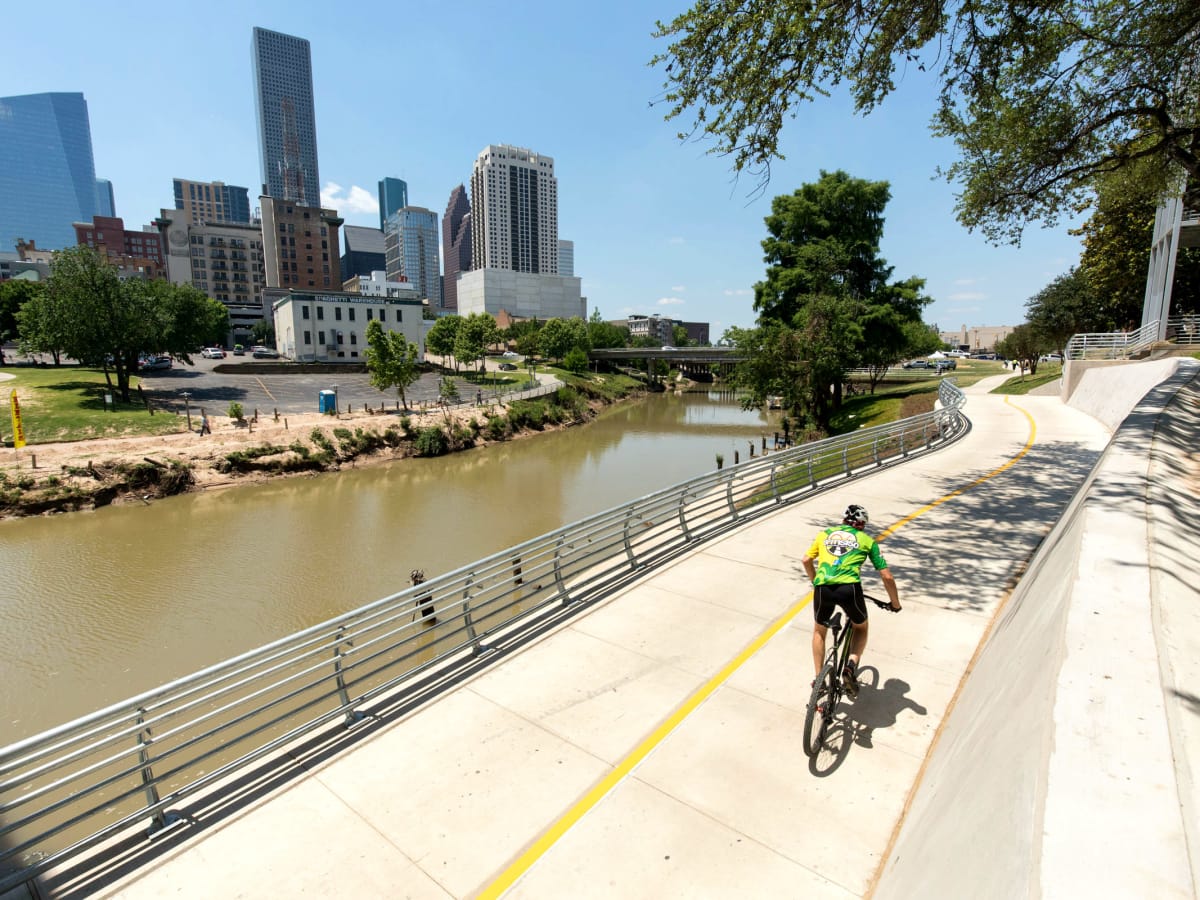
[0,0,1091,337]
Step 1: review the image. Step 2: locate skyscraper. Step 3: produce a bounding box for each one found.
[95,179,116,218]
[442,184,471,311]
[252,27,320,206]
[384,207,440,304]
[469,144,558,274]
[377,177,408,230]
[173,178,251,225]
[0,92,100,251]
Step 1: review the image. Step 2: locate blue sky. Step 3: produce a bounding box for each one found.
[3,0,1085,337]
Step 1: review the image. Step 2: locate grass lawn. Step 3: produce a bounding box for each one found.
[1,366,186,445]
[989,363,1063,395]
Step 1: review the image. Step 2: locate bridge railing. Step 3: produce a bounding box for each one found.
[0,380,968,893]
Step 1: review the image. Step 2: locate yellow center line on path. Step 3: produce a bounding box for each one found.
[254,377,276,402]
[479,397,1038,899]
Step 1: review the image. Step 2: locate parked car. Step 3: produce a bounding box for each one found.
[139,355,172,371]
[1039,353,1064,363]
[935,358,957,370]
[201,347,226,359]
[902,359,930,369]
[232,345,245,356]
[252,347,280,359]
[501,350,519,358]
[498,362,518,371]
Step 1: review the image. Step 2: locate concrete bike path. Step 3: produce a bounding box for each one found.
[80,380,1112,899]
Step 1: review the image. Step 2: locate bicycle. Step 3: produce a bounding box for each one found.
[803,594,898,757]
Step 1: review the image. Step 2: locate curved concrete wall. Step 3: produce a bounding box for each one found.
[875,359,1199,899]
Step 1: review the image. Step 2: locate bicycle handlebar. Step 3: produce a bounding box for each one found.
[865,594,900,613]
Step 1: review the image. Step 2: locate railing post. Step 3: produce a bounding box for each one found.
[724,470,738,520]
[808,453,815,486]
[677,489,692,542]
[923,422,930,447]
[873,436,880,466]
[460,574,488,652]
[842,444,849,475]
[553,536,570,602]
[332,626,365,724]
[900,431,907,457]
[135,708,167,832]
[623,507,638,568]
[770,459,781,502]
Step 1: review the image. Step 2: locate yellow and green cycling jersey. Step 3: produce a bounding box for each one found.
[805,525,888,585]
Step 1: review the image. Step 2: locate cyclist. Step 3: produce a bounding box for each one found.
[802,504,901,698]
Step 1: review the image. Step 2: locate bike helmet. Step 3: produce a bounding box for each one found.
[843,504,869,529]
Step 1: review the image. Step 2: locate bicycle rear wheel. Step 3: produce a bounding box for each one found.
[803,661,836,757]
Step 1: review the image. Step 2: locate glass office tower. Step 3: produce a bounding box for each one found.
[0,92,99,251]
[378,177,408,230]
[251,26,320,206]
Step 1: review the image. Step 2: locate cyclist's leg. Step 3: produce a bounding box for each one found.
[845,583,869,668]
[811,585,837,677]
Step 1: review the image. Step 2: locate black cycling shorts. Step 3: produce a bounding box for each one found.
[813,582,867,627]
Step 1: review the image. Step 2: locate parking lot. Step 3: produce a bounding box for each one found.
[137,356,456,417]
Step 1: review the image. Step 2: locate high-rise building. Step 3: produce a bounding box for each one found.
[72,215,166,279]
[340,225,386,283]
[259,196,342,290]
[558,239,574,277]
[173,179,251,225]
[0,92,101,251]
[383,207,440,305]
[442,184,471,312]
[377,177,408,230]
[95,179,116,218]
[469,144,558,274]
[160,211,267,342]
[252,27,320,206]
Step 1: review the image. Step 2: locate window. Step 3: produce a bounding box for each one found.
[350,333,357,346]
[318,330,326,345]
[378,309,385,322]
[336,332,344,345]
[304,330,311,344]
[366,308,373,320]
[302,306,310,319]
[348,308,355,321]
[334,307,342,321]
[316,307,324,320]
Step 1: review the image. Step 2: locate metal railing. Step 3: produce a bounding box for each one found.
[0,380,968,892]
[1164,315,1200,346]
[1065,320,1161,360]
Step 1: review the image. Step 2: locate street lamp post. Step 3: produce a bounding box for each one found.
[181,391,192,430]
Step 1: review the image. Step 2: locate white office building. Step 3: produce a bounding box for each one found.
[470,145,558,274]
[269,288,424,362]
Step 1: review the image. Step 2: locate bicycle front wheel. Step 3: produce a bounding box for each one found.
[803,661,836,757]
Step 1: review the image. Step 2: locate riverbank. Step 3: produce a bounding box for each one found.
[0,378,646,519]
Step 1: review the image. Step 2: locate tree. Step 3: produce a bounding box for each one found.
[154,281,229,359]
[1025,269,1103,356]
[756,172,893,324]
[1074,155,1200,328]
[425,316,462,370]
[587,308,628,349]
[251,319,275,347]
[671,324,690,347]
[996,325,1049,375]
[538,318,574,362]
[454,312,500,373]
[365,319,420,410]
[0,279,44,364]
[653,0,1200,242]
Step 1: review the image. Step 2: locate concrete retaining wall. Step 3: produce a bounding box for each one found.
[875,360,1200,899]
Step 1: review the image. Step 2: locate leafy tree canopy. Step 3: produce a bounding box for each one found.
[425,315,462,367]
[1025,268,1104,354]
[653,0,1200,243]
[365,319,420,409]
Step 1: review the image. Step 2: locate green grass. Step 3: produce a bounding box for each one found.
[0,366,185,445]
[989,363,1063,395]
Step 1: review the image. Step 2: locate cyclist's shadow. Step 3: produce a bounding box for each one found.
[808,668,927,777]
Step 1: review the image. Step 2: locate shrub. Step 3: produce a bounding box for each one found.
[485,414,510,441]
[413,425,449,456]
[228,401,244,420]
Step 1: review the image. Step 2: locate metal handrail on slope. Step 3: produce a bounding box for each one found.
[0,380,968,892]
[1065,321,1160,360]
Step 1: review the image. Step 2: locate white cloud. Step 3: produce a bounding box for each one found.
[320,182,379,216]
[948,291,986,301]
[657,297,685,306]
[723,288,752,297]
[671,285,686,293]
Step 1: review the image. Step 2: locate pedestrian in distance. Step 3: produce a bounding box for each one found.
[199,409,211,436]
[802,504,901,698]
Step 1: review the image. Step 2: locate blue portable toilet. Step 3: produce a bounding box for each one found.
[318,390,336,414]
